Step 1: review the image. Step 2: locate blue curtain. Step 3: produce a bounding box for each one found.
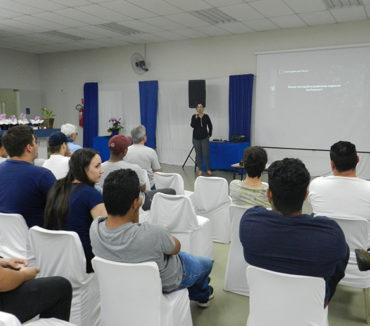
[83,82,99,148]
[229,74,254,142]
[139,81,158,149]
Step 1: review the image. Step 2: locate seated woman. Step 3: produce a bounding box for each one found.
[44,148,107,272]
[230,146,270,209]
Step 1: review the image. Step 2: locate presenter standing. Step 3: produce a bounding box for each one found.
[191,103,213,176]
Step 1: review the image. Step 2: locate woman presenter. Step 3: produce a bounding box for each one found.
[190,103,213,176]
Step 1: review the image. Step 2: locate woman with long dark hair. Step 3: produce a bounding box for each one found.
[44,148,107,272]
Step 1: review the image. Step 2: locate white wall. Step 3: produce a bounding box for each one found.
[0,48,42,116]
[36,19,370,166]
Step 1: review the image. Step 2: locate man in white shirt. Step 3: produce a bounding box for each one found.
[124,125,161,189]
[43,131,70,179]
[308,140,370,220]
[101,134,174,210]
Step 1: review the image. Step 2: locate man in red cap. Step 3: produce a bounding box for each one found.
[101,135,175,210]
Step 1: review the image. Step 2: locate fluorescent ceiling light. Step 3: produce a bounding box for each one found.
[324,0,363,9]
[190,8,237,25]
[42,31,85,41]
[98,23,142,35]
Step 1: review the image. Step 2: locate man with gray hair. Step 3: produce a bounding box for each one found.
[60,123,82,153]
[124,125,161,189]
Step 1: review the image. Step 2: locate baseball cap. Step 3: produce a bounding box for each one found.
[48,131,68,147]
[108,135,132,155]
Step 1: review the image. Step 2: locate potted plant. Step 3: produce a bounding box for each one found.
[41,107,55,129]
[107,117,123,136]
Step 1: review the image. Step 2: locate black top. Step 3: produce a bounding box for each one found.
[191,113,213,140]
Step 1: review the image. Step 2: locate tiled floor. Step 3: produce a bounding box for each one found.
[161,164,369,326]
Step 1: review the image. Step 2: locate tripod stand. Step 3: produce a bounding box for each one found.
[182,146,197,172]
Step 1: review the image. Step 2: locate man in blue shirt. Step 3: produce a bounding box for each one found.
[240,158,349,306]
[0,126,56,227]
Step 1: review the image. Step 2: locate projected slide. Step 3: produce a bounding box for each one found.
[254,46,370,151]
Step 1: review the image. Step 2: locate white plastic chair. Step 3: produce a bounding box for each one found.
[28,227,100,326]
[190,176,232,243]
[328,215,370,323]
[223,205,249,295]
[0,212,34,263]
[0,311,77,326]
[149,193,214,259]
[247,265,328,326]
[92,256,193,326]
[154,172,193,196]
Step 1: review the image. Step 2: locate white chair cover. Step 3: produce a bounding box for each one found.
[0,311,21,326]
[149,193,213,259]
[0,312,76,326]
[25,318,77,325]
[247,266,328,326]
[28,227,100,326]
[154,172,185,195]
[190,176,231,243]
[144,170,151,192]
[327,215,370,323]
[328,216,370,287]
[92,257,193,326]
[223,205,249,296]
[0,212,34,263]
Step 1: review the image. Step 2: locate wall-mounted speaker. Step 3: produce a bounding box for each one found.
[188,80,206,108]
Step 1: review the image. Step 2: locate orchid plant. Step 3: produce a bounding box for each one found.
[107,117,123,134]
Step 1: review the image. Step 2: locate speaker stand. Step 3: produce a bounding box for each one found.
[182,146,196,172]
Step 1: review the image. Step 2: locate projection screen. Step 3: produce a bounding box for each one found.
[254,45,370,152]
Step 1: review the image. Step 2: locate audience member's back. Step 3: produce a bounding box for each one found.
[0,126,56,227]
[309,141,370,220]
[230,146,270,208]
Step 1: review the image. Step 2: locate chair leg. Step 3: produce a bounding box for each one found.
[364,288,370,324]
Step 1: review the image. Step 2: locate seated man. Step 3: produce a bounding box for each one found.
[0,257,72,323]
[61,123,82,153]
[0,135,8,163]
[230,146,270,208]
[0,126,56,227]
[240,158,349,306]
[101,135,174,211]
[90,169,214,307]
[124,125,161,189]
[42,131,70,179]
[308,140,370,220]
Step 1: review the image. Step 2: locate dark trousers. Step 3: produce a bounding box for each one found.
[142,188,176,211]
[0,276,72,323]
[193,137,210,171]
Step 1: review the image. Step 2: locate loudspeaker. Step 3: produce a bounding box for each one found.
[188,80,206,108]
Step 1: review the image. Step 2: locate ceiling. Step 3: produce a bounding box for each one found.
[0,0,369,54]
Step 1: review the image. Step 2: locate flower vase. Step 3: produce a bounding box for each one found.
[111,130,119,136]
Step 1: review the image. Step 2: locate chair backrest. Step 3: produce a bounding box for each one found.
[29,226,87,287]
[154,172,185,195]
[149,193,199,232]
[0,311,21,326]
[327,215,370,285]
[92,256,162,326]
[247,265,326,326]
[0,312,77,326]
[327,215,369,251]
[192,176,230,212]
[0,212,29,259]
[229,204,248,230]
[144,170,151,191]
